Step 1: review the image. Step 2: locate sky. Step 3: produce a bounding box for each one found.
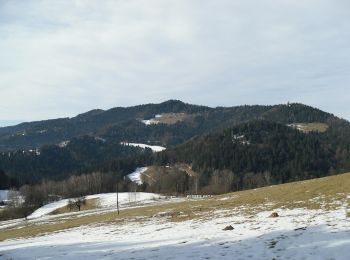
[0,0,350,125]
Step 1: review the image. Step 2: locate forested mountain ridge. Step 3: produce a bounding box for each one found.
[1,100,350,189]
[0,100,338,151]
[162,120,337,189]
[0,100,211,151]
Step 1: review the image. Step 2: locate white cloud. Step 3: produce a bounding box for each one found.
[0,0,349,121]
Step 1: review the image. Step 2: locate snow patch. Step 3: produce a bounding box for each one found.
[121,142,166,152]
[127,167,148,185]
[141,114,163,125]
[58,140,70,148]
[27,192,163,219]
[94,137,106,143]
[28,199,70,219]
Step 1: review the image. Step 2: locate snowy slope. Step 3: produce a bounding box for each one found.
[28,192,163,219]
[28,199,70,219]
[121,142,166,152]
[127,167,148,185]
[0,206,349,260]
[141,114,162,125]
[1,173,349,260]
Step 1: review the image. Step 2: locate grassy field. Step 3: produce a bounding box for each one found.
[155,113,193,125]
[288,122,329,133]
[0,172,349,242]
[141,164,198,185]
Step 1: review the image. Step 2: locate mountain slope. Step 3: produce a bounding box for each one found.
[0,100,211,151]
[163,120,337,189]
[0,101,338,151]
[0,100,349,188]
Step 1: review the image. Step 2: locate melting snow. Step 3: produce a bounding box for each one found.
[27,192,162,219]
[58,140,70,148]
[0,206,349,260]
[141,114,163,125]
[121,142,166,152]
[127,167,148,185]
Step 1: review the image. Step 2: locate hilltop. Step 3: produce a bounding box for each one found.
[0,100,338,151]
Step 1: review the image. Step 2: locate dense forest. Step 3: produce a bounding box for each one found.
[0,100,349,193]
[0,100,211,150]
[0,136,155,186]
[0,100,335,151]
[163,121,337,188]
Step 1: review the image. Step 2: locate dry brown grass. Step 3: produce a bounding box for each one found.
[293,123,329,133]
[155,113,193,125]
[1,172,349,242]
[141,164,198,185]
[140,165,159,184]
[50,198,99,215]
[213,173,349,211]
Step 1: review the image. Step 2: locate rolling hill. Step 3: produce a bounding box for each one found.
[0,100,337,151]
[0,100,350,189]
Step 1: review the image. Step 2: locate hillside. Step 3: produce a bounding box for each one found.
[0,100,211,151]
[0,136,150,184]
[166,120,335,187]
[0,101,350,190]
[0,100,337,151]
[0,173,349,259]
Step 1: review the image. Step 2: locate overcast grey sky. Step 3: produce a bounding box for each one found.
[0,0,350,124]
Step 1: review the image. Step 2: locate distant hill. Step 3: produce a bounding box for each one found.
[0,100,350,187]
[0,100,337,151]
[0,100,211,151]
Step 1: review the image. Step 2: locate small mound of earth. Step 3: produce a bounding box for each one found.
[223,225,234,231]
[269,212,279,218]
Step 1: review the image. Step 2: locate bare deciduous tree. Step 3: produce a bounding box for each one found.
[67,196,86,211]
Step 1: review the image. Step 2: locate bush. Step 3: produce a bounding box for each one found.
[67,196,86,211]
[0,206,36,221]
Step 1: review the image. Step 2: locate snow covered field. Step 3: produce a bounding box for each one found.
[0,204,349,259]
[28,192,164,219]
[121,142,166,152]
[0,173,349,260]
